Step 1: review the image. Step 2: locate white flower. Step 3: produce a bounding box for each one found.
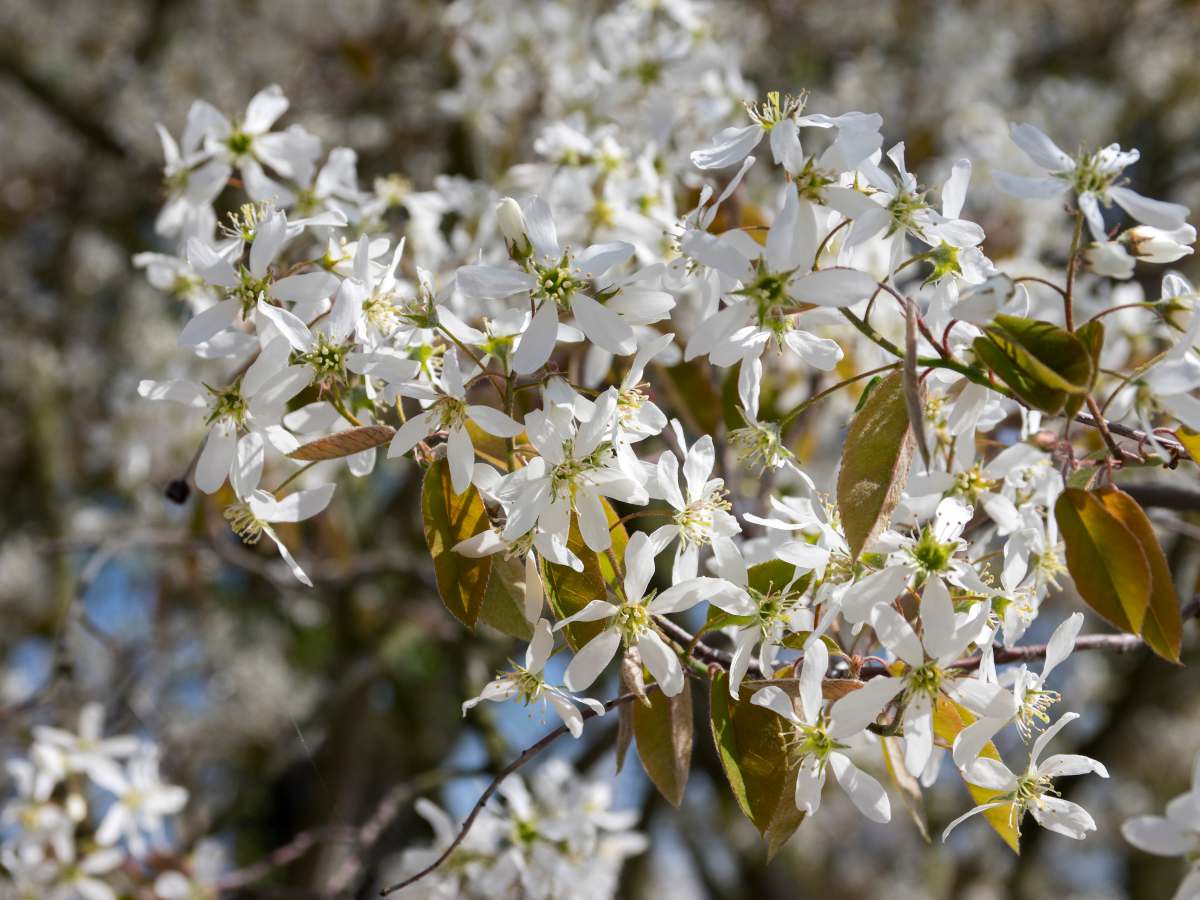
[836,575,1007,777]
[46,846,125,900]
[462,619,605,738]
[386,352,523,494]
[1084,240,1136,279]
[647,428,738,581]
[951,612,1084,766]
[943,712,1107,842]
[190,85,322,205]
[995,122,1190,242]
[684,188,873,369]
[1123,751,1200,861]
[690,91,882,175]
[496,388,647,553]
[554,532,753,696]
[839,496,980,624]
[1123,224,1196,263]
[91,747,188,858]
[222,440,336,587]
[750,641,891,823]
[457,197,671,373]
[137,362,309,495]
[32,703,138,784]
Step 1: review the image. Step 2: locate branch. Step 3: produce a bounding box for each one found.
[1121,483,1200,512]
[1074,413,1191,461]
[653,614,762,679]
[218,826,356,891]
[378,690,641,896]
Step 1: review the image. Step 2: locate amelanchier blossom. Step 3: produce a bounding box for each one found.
[555,532,752,696]
[462,618,606,738]
[995,122,1190,241]
[1123,751,1200,900]
[944,713,1108,842]
[114,30,1200,895]
[751,641,891,823]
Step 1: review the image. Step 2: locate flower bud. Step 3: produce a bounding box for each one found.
[1123,224,1196,263]
[1084,241,1134,280]
[496,197,531,260]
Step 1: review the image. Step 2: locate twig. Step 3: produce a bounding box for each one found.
[378,690,641,896]
[218,826,357,891]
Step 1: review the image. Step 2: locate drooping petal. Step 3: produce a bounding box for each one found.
[512,302,559,375]
[638,630,685,697]
[563,628,622,692]
[829,752,891,823]
[690,124,763,170]
[1009,123,1075,172]
[1109,186,1189,232]
[1029,797,1096,840]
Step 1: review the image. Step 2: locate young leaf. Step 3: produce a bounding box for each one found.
[932,697,1019,853]
[1054,487,1151,634]
[478,554,534,641]
[421,459,492,628]
[709,671,804,853]
[984,315,1093,394]
[837,371,915,558]
[1093,487,1182,662]
[288,424,396,460]
[972,315,1093,414]
[634,681,694,807]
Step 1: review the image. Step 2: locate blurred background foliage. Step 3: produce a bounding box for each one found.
[2,1,1200,897]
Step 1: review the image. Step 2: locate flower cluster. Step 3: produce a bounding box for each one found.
[0,704,200,899]
[384,759,645,900]
[124,0,1200,888]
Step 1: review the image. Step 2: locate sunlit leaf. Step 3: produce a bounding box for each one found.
[1055,487,1151,634]
[932,697,1019,853]
[709,671,804,855]
[421,459,491,628]
[973,315,1092,414]
[478,554,534,641]
[1093,487,1182,662]
[837,371,915,558]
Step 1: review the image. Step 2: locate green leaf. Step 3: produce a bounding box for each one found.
[634,682,694,807]
[972,336,1066,413]
[932,697,1019,853]
[1054,487,1151,634]
[837,371,915,558]
[421,459,492,628]
[746,559,803,595]
[541,498,628,650]
[986,315,1094,393]
[478,554,534,641]
[973,315,1093,413]
[1093,487,1182,662]
[709,671,804,855]
[1066,319,1105,418]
